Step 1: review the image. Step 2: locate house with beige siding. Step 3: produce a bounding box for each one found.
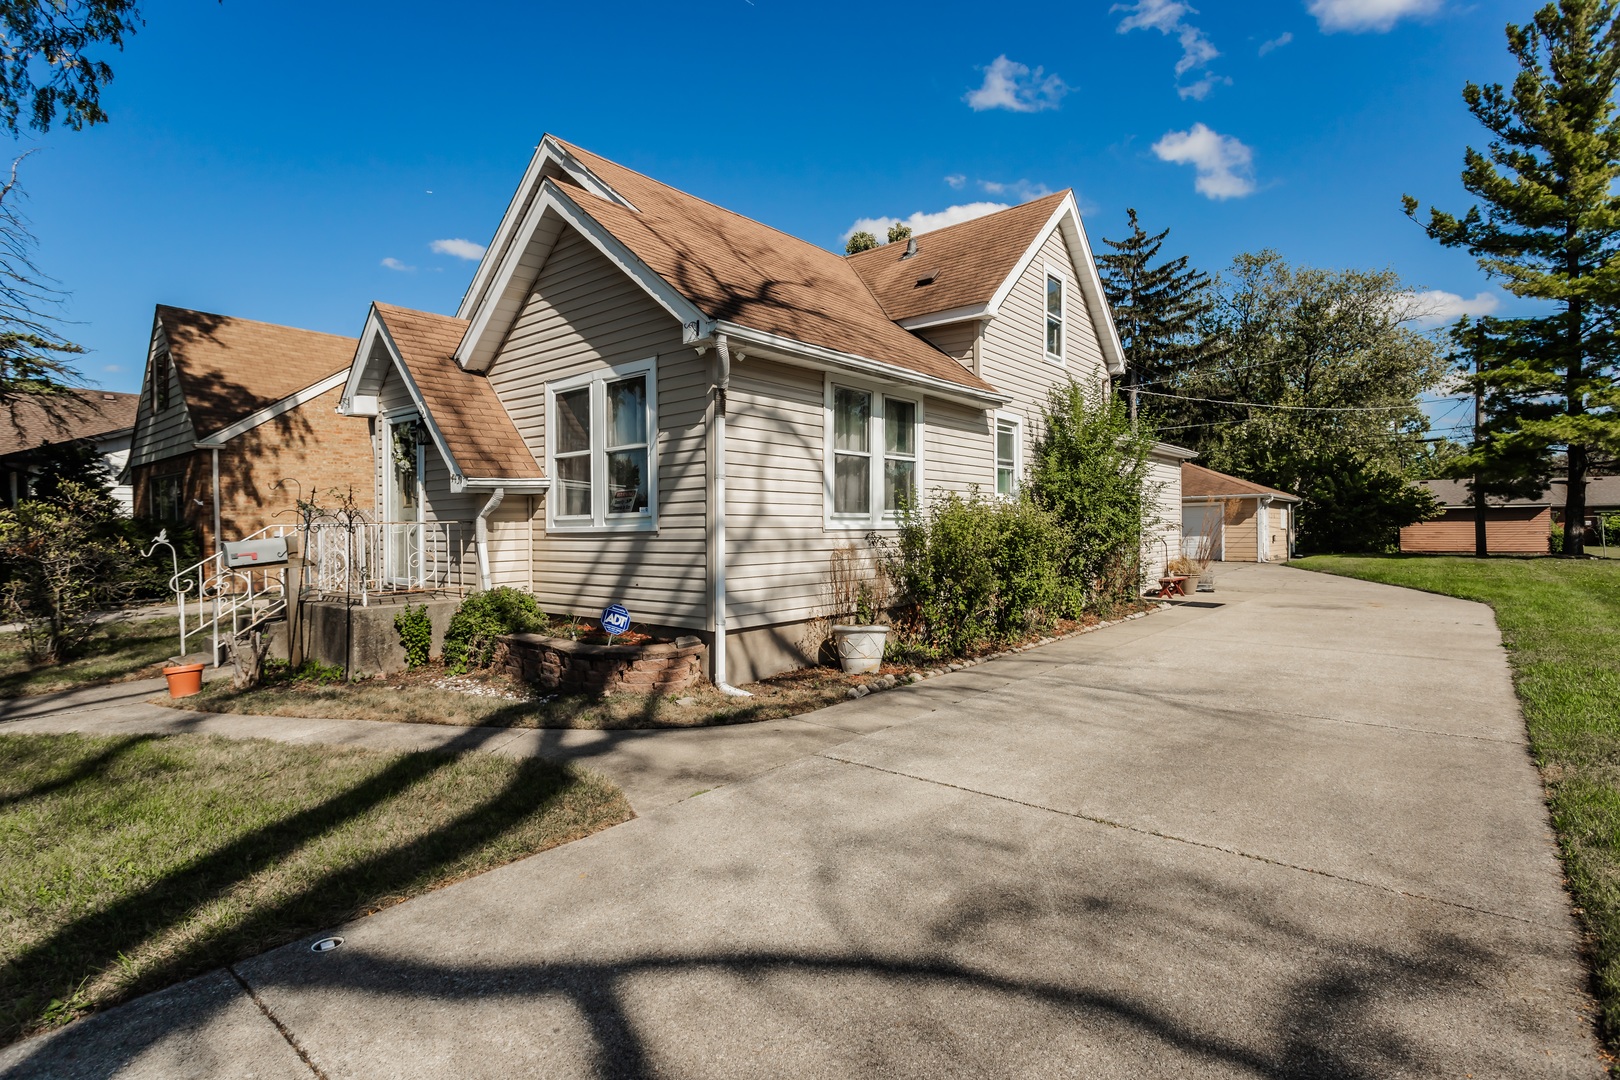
[336,136,1185,684]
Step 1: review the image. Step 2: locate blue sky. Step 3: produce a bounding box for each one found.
[17,0,1530,439]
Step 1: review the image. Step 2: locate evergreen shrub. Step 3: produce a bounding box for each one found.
[442,587,543,674]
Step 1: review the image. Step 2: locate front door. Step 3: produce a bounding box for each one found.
[385,414,425,586]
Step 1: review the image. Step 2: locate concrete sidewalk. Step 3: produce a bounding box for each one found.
[0,565,1603,1078]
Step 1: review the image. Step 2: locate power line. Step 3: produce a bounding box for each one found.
[1135,389,1423,413]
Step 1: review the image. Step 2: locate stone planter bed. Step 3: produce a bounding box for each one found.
[499,632,707,696]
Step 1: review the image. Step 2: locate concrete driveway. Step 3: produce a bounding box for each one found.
[2,565,1603,1078]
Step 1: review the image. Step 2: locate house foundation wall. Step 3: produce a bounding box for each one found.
[300,596,460,678]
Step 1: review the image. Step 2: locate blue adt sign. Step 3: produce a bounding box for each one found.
[601,604,631,637]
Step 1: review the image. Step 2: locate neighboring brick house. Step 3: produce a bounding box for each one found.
[125,305,372,552]
[0,390,139,512]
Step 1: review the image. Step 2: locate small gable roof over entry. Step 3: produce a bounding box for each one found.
[155,305,357,436]
[371,304,542,481]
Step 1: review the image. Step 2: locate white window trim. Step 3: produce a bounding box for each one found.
[545,357,659,533]
[1043,263,1067,367]
[823,374,925,530]
[994,411,1023,498]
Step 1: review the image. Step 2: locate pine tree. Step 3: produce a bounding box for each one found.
[1096,208,1216,415]
[1404,0,1620,555]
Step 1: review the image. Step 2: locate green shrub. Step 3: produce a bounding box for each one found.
[1027,380,1159,610]
[1551,522,1565,555]
[261,659,346,685]
[394,603,433,668]
[877,490,1076,658]
[442,587,543,674]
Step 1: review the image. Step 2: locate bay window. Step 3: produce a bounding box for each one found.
[547,358,657,530]
[827,379,921,526]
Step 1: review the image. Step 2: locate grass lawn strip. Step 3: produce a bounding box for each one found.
[164,605,1163,730]
[0,732,631,1045]
[1295,555,1620,1056]
[0,617,181,698]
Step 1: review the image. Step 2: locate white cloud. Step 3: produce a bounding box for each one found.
[1307,0,1441,33]
[843,201,1012,244]
[1114,0,1223,95]
[1152,124,1257,199]
[1177,73,1232,100]
[1258,31,1293,55]
[964,55,1069,112]
[979,178,1053,200]
[381,257,415,272]
[430,237,486,261]
[944,174,967,189]
[1407,289,1499,327]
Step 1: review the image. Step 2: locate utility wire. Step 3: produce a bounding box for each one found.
[1135,389,1423,413]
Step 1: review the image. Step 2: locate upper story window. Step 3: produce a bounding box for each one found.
[547,358,657,531]
[154,351,172,410]
[827,379,921,527]
[995,416,1021,496]
[1044,271,1065,363]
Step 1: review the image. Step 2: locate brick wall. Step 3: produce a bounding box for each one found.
[130,383,374,551]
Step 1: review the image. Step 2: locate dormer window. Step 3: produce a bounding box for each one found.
[1044,272,1065,363]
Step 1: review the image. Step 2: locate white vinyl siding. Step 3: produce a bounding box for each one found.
[918,321,979,374]
[485,222,707,626]
[980,228,1107,429]
[1143,450,1183,582]
[128,325,199,467]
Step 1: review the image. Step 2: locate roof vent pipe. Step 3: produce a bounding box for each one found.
[901,237,918,259]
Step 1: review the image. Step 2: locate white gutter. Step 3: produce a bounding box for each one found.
[708,334,751,698]
[474,487,505,591]
[713,321,1009,410]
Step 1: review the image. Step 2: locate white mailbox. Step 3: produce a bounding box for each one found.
[223,537,289,569]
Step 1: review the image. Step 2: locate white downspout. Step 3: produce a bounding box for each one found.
[475,487,505,592]
[710,334,751,698]
[211,448,222,554]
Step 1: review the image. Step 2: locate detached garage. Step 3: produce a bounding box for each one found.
[1399,480,1551,554]
[1181,463,1300,563]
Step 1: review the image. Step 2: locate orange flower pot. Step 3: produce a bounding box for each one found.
[163,663,205,699]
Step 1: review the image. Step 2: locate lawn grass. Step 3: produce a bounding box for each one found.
[170,663,863,730]
[0,732,630,1044]
[0,616,181,698]
[1295,554,1620,1050]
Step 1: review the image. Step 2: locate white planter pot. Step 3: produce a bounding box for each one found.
[832,624,888,674]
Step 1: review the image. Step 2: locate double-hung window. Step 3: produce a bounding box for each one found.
[995,416,1021,496]
[151,474,183,522]
[547,358,657,530]
[827,380,921,527]
[1044,270,1065,363]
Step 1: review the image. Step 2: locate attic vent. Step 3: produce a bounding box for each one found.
[901,237,918,260]
[914,272,938,287]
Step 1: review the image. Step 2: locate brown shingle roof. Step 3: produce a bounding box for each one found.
[552,141,998,395]
[1182,463,1301,502]
[156,306,356,435]
[373,304,542,480]
[843,192,1069,323]
[0,391,139,458]
[1421,476,1620,509]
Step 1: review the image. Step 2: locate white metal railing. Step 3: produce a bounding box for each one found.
[299,519,474,603]
[151,518,474,665]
